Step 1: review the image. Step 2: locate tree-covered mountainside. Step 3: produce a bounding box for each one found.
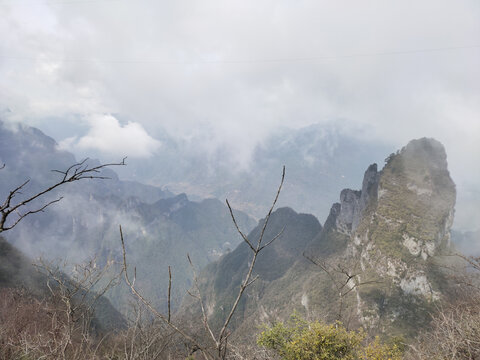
[181,138,458,342]
[0,121,255,314]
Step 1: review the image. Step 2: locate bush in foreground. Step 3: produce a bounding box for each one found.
[257,315,403,360]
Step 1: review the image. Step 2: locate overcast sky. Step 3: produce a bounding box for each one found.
[1,1,479,188]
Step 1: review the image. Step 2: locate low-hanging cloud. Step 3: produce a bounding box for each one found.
[59,114,161,158]
[0,0,479,215]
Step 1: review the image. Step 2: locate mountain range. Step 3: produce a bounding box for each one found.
[0,120,476,350]
[0,121,255,314]
[111,124,392,222]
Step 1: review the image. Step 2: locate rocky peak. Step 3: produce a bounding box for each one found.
[331,164,380,235]
[346,138,456,320]
[321,137,455,261]
[401,137,448,170]
[317,138,457,333]
[322,138,455,313]
[335,189,360,234]
[376,138,455,251]
[359,164,379,212]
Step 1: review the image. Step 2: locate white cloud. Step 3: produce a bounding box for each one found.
[0,0,479,180]
[59,114,161,158]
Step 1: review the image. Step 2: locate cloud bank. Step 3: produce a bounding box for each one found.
[59,114,161,158]
[0,0,479,202]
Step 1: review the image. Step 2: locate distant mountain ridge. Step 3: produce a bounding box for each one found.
[0,120,171,205]
[109,123,392,221]
[0,121,255,314]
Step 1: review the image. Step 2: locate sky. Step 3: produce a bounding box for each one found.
[0,0,479,226]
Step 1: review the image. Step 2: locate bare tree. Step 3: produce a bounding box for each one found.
[304,254,381,325]
[0,255,123,360]
[35,255,122,331]
[112,304,180,360]
[0,157,126,233]
[403,254,480,359]
[120,166,286,360]
[0,157,125,357]
[0,157,208,359]
[406,296,480,359]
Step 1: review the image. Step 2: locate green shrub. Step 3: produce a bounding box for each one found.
[257,315,402,360]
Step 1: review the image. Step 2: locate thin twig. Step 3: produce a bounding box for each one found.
[168,266,172,324]
[259,227,285,251]
[187,254,218,347]
[225,200,255,252]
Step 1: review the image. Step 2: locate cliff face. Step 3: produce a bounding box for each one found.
[335,163,380,235]
[182,138,457,341]
[329,137,455,272]
[358,138,455,254]
[323,138,456,334]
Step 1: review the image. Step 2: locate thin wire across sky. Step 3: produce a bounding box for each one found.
[1,45,479,65]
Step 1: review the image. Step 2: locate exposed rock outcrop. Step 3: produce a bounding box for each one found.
[334,163,381,235]
[327,138,456,332]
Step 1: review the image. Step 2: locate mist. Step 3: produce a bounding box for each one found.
[0,2,479,228]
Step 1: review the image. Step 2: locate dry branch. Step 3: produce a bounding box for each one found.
[304,253,382,322]
[216,165,285,357]
[0,157,126,233]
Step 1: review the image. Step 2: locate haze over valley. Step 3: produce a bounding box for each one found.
[1,1,479,358]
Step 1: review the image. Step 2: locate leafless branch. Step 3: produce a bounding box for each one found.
[304,253,382,322]
[28,254,123,359]
[259,227,285,251]
[455,253,480,272]
[245,275,259,287]
[187,289,200,300]
[168,266,172,324]
[187,254,218,347]
[0,157,126,233]
[217,165,285,355]
[1,197,63,232]
[226,199,255,252]
[304,254,338,287]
